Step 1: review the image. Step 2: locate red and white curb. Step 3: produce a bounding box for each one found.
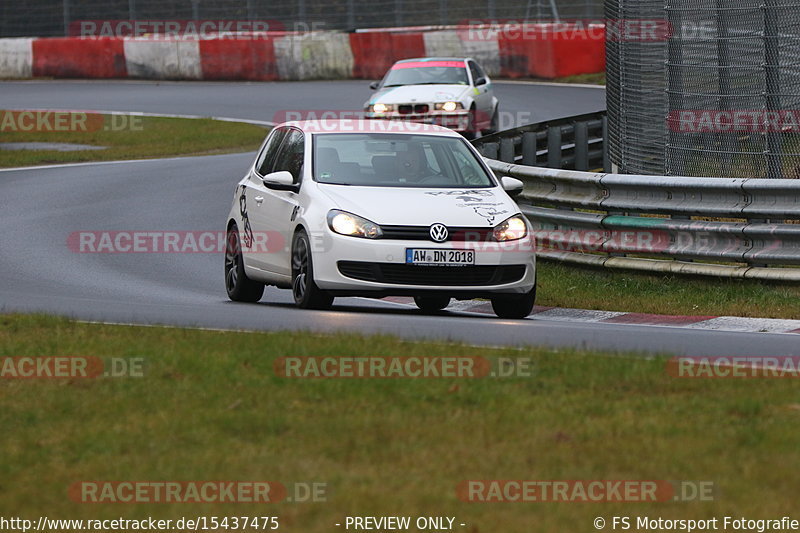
[382,297,800,335]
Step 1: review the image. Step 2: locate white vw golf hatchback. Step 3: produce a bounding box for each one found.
[225,120,536,318]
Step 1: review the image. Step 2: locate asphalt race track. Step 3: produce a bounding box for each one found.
[2,80,798,356]
[0,79,604,126]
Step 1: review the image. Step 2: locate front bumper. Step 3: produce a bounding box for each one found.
[364,111,471,132]
[311,231,536,297]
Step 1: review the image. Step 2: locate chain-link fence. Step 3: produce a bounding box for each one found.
[0,0,605,37]
[607,0,800,179]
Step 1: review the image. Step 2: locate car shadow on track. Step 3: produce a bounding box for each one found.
[223,299,505,319]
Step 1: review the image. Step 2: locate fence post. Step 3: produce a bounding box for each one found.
[394,0,404,27]
[716,0,734,176]
[763,0,783,178]
[62,0,71,36]
[665,0,685,177]
[347,0,355,28]
[602,115,610,172]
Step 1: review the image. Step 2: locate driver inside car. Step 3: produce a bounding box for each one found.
[394,145,439,183]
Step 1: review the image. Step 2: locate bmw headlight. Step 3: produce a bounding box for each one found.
[493,215,528,242]
[370,103,393,114]
[328,210,383,239]
[435,101,462,112]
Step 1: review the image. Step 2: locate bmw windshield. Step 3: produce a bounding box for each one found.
[382,61,469,87]
[313,133,495,188]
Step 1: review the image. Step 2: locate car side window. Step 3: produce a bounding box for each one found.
[255,128,288,176]
[272,129,305,184]
[469,61,486,85]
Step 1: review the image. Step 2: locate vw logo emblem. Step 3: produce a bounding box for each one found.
[429,223,449,242]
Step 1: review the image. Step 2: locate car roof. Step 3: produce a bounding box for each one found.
[394,57,470,65]
[280,119,462,136]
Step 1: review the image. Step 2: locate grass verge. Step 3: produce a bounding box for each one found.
[1,314,798,531]
[537,259,800,319]
[552,72,606,85]
[0,112,268,168]
[504,72,606,85]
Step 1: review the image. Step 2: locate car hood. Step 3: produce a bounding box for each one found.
[317,184,517,227]
[367,84,470,105]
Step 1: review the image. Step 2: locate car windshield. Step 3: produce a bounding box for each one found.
[382,61,469,87]
[313,133,495,188]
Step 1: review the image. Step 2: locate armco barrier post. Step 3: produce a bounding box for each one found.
[522,132,537,166]
[499,137,515,163]
[547,127,562,168]
[575,121,589,171]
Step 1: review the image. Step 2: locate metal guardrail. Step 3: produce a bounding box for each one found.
[473,114,800,281]
[474,111,608,172]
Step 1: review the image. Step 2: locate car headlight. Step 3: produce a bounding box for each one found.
[327,210,383,239]
[493,215,528,242]
[370,103,393,114]
[435,101,462,112]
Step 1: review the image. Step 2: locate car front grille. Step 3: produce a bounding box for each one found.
[381,226,494,242]
[398,104,430,115]
[337,262,526,286]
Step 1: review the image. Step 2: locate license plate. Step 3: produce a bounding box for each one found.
[405,249,475,266]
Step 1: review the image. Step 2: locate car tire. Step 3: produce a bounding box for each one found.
[482,105,499,135]
[413,296,450,312]
[291,230,334,310]
[225,224,265,303]
[462,107,479,140]
[490,284,536,319]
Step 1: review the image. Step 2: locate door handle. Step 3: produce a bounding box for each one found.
[254,196,264,204]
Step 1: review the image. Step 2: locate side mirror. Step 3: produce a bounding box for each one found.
[475,77,487,86]
[262,170,295,187]
[501,176,524,198]
[369,81,381,90]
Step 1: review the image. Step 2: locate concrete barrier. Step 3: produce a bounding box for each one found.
[274,32,354,80]
[499,23,605,79]
[33,37,126,78]
[123,39,201,79]
[350,31,426,79]
[199,38,278,81]
[0,24,605,82]
[0,38,32,78]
